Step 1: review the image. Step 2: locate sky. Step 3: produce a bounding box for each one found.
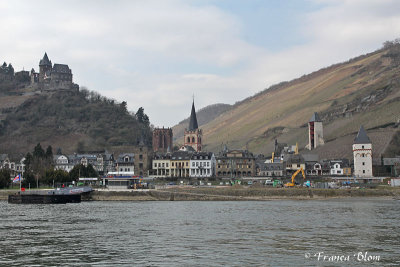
[1,0,399,127]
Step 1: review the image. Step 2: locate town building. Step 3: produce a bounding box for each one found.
[170,151,191,177]
[216,146,256,178]
[152,127,173,153]
[283,154,306,174]
[152,153,172,178]
[264,162,286,177]
[183,100,202,152]
[330,159,351,176]
[307,112,324,150]
[54,154,75,172]
[383,157,400,177]
[353,126,373,177]
[116,153,135,174]
[190,152,216,178]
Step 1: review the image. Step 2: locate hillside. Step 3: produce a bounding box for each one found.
[188,41,400,158]
[172,103,231,142]
[0,89,152,158]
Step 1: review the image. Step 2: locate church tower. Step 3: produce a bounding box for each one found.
[307,112,324,150]
[184,100,202,152]
[353,126,373,177]
[39,52,52,83]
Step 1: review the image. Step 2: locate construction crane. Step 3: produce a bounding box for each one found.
[285,167,306,187]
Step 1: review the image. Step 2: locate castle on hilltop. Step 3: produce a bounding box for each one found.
[30,53,79,91]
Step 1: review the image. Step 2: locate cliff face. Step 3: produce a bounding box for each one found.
[183,44,400,158]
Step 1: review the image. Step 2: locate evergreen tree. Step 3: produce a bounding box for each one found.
[0,169,11,189]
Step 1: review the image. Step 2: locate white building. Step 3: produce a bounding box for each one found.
[116,153,135,174]
[353,126,373,177]
[54,154,75,172]
[190,152,215,178]
[330,159,350,176]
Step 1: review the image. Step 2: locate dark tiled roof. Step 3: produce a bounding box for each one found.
[117,153,135,163]
[52,64,71,73]
[39,52,52,66]
[309,112,322,122]
[171,151,192,160]
[188,101,198,131]
[354,126,371,144]
[191,152,213,160]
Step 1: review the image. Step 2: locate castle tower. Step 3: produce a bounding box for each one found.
[184,100,202,152]
[353,126,373,177]
[152,127,173,153]
[39,52,52,83]
[307,112,324,150]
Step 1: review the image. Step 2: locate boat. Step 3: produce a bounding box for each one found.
[8,186,93,204]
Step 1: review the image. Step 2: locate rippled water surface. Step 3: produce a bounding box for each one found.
[1,199,400,266]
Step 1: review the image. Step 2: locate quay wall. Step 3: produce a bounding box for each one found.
[85,187,400,201]
[2,187,400,202]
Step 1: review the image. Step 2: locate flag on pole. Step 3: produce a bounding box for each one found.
[13,174,20,183]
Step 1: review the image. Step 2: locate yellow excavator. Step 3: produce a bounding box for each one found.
[285,167,306,187]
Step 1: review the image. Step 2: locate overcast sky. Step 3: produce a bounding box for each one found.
[1,0,399,127]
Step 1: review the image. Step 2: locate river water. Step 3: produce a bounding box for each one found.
[1,199,399,266]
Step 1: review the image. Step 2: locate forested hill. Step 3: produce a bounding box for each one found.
[0,89,152,158]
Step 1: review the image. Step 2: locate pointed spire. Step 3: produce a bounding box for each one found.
[309,112,322,122]
[39,52,52,66]
[354,126,371,144]
[188,100,198,131]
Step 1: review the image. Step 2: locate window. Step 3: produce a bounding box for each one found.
[162,163,165,167]
[166,163,169,167]
[139,163,143,169]
[154,163,157,168]
[363,170,365,173]
[139,154,143,160]
[192,162,195,167]
[187,137,190,143]
[192,137,195,143]
[362,162,365,166]
[362,145,364,149]
[297,164,300,168]
[186,162,188,167]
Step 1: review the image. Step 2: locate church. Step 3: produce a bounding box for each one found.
[183,100,202,152]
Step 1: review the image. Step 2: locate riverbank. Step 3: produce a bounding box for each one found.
[86,187,400,201]
[2,187,400,201]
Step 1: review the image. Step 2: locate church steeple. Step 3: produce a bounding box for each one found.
[184,98,202,152]
[188,100,198,131]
